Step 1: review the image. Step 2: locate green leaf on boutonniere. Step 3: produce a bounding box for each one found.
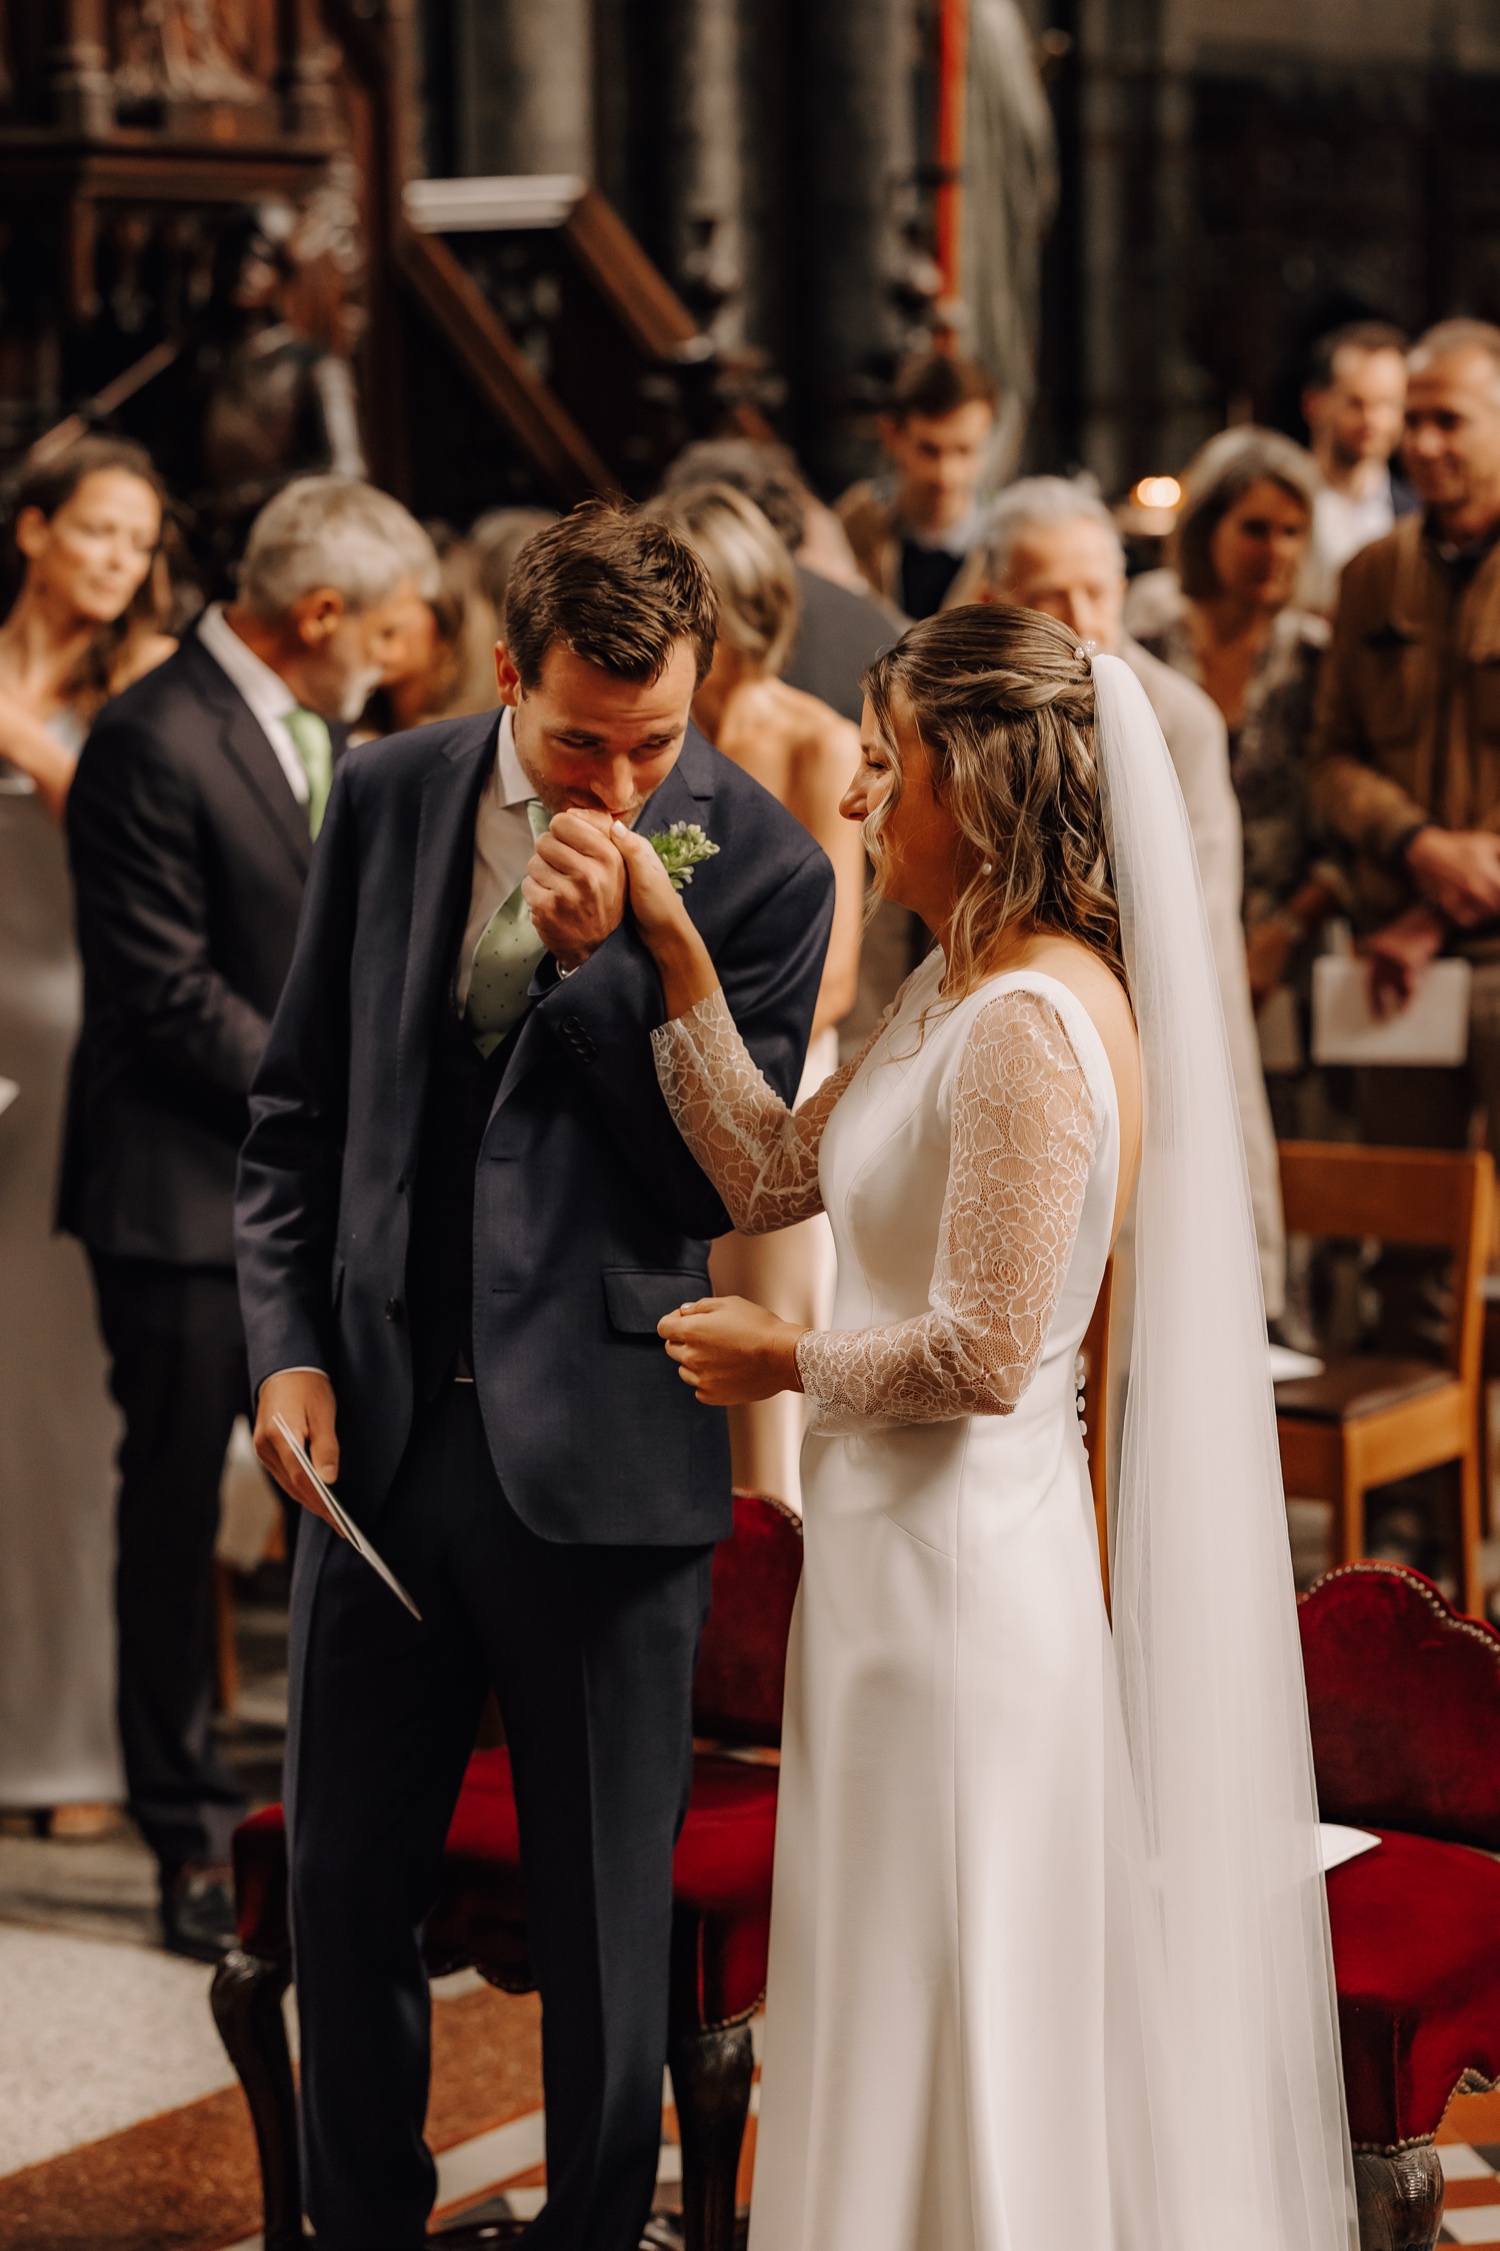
[649,820,721,891]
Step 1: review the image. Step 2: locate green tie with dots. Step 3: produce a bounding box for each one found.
[285,707,333,839]
[464,800,551,1058]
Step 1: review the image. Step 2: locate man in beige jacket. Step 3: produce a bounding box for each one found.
[836,353,1000,618]
[969,477,1287,1320]
[1309,318,1500,1154]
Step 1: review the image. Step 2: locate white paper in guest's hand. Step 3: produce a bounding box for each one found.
[272,1413,422,1621]
[1318,1823,1381,1873]
[0,1078,17,1118]
[1312,955,1471,1067]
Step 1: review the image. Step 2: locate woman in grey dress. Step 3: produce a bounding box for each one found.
[0,437,174,1835]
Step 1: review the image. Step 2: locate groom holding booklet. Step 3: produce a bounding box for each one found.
[235,506,835,2251]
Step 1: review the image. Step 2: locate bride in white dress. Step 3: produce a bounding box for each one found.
[613,604,1355,2251]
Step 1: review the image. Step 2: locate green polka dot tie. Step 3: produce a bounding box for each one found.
[464,800,550,1058]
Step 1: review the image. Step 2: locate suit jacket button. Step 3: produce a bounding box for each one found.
[385,1297,404,1323]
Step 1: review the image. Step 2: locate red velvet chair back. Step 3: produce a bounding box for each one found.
[1299,1562,1500,1849]
[691,1493,803,1746]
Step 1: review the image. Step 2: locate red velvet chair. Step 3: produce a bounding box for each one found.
[1300,1561,1500,2251]
[211,1493,803,2251]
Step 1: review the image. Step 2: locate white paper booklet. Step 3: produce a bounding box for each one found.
[1319,1823,1381,1874]
[273,1413,422,1620]
[0,1077,17,1118]
[1311,954,1471,1067]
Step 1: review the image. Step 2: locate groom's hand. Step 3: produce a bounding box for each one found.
[524,807,627,971]
[255,1367,341,1527]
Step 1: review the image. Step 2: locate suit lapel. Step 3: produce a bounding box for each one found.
[493,725,720,1109]
[395,713,501,1174]
[183,634,313,878]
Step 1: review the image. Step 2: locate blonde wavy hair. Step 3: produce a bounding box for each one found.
[645,481,800,678]
[862,604,1124,1000]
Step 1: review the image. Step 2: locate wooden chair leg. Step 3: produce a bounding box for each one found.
[1353,2146,1444,2250]
[214,1561,240,1716]
[668,2020,754,2251]
[1337,1445,1367,1569]
[1461,1438,1486,1617]
[210,1947,302,2251]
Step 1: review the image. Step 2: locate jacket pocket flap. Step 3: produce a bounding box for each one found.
[602,1268,709,1334]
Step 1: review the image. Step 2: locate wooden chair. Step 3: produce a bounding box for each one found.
[1273,1142,1493,1617]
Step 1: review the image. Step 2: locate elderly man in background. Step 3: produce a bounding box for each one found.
[967,477,1286,1322]
[1301,320,1412,612]
[62,476,437,1960]
[837,351,1001,618]
[1310,319,1500,1160]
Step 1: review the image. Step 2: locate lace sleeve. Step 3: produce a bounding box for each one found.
[796,989,1096,1426]
[651,986,890,1233]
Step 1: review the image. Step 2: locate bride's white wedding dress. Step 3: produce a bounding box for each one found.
[657,955,1124,2251]
[654,656,1357,2251]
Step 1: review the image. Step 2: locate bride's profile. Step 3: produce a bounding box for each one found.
[614,604,1354,2250]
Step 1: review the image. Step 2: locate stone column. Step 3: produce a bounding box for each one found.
[453,0,594,179]
[659,0,745,343]
[46,0,112,137]
[794,0,923,492]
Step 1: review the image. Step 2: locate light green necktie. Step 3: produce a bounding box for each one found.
[285,708,333,839]
[464,800,550,1057]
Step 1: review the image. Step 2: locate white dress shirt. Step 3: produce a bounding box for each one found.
[196,602,310,808]
[455,705,540,1008]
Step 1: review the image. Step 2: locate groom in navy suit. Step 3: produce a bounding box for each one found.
[235,506,835,2251]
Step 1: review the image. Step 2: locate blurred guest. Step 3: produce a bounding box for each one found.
[970,476,1285,1320]
[0,438,174,1840]
[62,476,437,1958]
[660,438,898,723]
[650,481,865,1508]
[471,506,560,630]
[1311,319,1500,1154]
[837,352,1000,617]
[1127,431,1343,1100]
[357,529,498,738]
[1301,321,1412,612]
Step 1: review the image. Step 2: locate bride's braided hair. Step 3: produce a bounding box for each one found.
[861,603,1124,999]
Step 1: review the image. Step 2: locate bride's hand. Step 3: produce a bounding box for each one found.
[659,1295,807,1405]
[611,821,692,942]
[612,821,719,1018]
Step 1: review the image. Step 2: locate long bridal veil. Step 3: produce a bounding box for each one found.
[1091,653,1357,2249]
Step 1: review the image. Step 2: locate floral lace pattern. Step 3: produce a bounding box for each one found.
[652,983,1097,1426]
[651,986,897,1233]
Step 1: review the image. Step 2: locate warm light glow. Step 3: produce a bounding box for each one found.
[1133,476,1183,511]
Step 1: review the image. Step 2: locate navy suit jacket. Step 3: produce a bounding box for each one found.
[234,711,835,1546]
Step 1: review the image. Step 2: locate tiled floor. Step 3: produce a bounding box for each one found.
[1438,2091,1500,2244]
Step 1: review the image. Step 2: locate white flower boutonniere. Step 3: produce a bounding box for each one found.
[649,820,721,891]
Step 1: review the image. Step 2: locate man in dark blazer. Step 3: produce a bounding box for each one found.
[236,507,835,2251]
[63,475,438,1960]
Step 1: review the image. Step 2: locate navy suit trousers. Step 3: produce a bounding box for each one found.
[286,1384,713,2251]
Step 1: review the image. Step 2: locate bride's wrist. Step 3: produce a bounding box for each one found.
[649,917,719,1019]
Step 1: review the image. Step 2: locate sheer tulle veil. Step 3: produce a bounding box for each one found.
[1090,653,1357,2248]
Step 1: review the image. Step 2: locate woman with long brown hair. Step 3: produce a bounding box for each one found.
[0,437,174,1839]
[610,604,1354,2250]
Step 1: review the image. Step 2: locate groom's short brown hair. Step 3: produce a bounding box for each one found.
[503,501,719,690]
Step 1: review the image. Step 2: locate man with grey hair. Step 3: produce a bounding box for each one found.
[968,477,1286,1319]
[62,475,436,1961]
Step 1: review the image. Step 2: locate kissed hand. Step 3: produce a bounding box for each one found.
[524,807,627,969]
[659,1295,807,1406]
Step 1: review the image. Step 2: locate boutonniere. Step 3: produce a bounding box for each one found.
[649,820,721,891]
